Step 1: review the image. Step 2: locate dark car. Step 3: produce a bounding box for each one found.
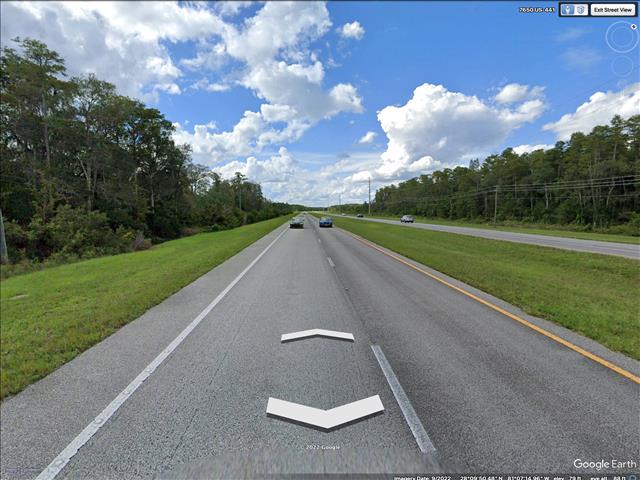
[356,213,364,218]
[319,216,333,228]
[289,217,304,229]
[400,215,414,223]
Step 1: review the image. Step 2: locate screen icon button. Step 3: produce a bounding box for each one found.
[559,3,591,16]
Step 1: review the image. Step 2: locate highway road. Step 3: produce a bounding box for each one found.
[1,214,638,478]
[338,214,640,259]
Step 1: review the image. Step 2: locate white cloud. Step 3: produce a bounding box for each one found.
[175,2,364,163]
[190,78,231,92]
[494,83,544,105]
[366,83,546,181]
[2,1,363,159]
[338,21,365,40]
[214,1,254,18]
[181,42,228,71]
[0,1,223,100]
[512,144,554,155]
[212,149,385,205]
[358,131,377,144]
[215,147,298,184]
[543,83,640,140]
[154,83,182,95]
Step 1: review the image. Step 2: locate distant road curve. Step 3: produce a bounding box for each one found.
[338,215,640,259]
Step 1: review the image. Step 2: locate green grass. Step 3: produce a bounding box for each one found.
[325,212,640,244]
[322,215,640,360]
[0,216,288,400]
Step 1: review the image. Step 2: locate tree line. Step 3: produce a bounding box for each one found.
[337,115,640,234]
[1,38,296,269]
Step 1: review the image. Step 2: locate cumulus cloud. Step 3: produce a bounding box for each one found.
[215,147,298,184]
[214,1,254,18]
[512,144,554,155]
[494,83,544,104]
[154,83,182,95]
[543,83,640,140]
[338,21,365,40]
[211,149,385,205]
[0,1,222,100]
[3,1,364,160]
[190,78,231,92]
[364,83,546,181]
[358,131,377,144]
[175,2,364,163]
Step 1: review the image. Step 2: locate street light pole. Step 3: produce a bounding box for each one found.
[368,177,371,215]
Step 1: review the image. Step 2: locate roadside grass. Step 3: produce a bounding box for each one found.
[0,216,288,400]
[322,215,640,360]
[325,213,640,244]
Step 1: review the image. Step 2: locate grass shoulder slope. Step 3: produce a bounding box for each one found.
[0,215,288,400]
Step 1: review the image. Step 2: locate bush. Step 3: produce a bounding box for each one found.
[608,213,640,236]
[3,221,29,262]
[47,205,121,256]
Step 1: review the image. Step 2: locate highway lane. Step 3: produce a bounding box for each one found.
[2,213,638,478]
[4,216,435,479]
[310,215,639,471]
[338,214,640,259]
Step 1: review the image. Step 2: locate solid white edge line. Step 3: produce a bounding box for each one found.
[371,345,436,454]
[327,256,335,268]
[35,226,289,480]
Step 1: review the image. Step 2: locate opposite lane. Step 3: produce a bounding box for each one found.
[337,214,640,259]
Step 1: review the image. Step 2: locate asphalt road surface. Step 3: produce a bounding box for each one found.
[339,215,640,259]
[2,214,638,479]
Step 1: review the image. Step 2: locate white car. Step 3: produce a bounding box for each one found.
[400,215,414,223]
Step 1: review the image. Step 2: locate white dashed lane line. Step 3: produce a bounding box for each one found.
[371,345,436,454]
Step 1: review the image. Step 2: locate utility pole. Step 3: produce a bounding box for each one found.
[368,177,371,215]
[0,209,8,264]
[493,187,498,224]
[339,193,341,214]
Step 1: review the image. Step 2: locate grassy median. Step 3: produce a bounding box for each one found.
[0,216,287,400]
[331,213,640,245]
[325,216,639,360]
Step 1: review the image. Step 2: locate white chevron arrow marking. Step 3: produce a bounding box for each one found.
[266,395,384,430]
[280,329,354,343]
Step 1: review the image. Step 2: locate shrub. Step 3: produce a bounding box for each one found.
[47,205,121,256]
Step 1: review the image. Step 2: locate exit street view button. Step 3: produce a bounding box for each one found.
[591,3,637,16]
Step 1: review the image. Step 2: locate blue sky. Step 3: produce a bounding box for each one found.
[2,1,638,205]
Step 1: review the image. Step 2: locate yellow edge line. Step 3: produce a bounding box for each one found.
[339,227,640,385]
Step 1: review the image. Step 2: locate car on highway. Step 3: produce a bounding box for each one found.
[289,217,304,229]
[319,216,333,228]
[356,213,364,218]
[400,215,414,223]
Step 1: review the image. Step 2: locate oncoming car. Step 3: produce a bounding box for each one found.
[319,216,333,228]
[356,213,364,218]
[289,217,304,229]
[400,215,414,223]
